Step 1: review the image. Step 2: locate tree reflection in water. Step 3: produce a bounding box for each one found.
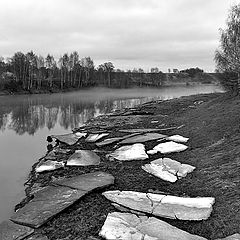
[0,86,223,135]
[0,91,162,135]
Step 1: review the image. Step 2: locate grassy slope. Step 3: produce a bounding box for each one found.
[34,92,240,240]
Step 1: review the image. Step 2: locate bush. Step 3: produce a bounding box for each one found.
[4,80,22,92]
[217,72,238,92]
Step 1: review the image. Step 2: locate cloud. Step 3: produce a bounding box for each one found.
[0,0,239,71]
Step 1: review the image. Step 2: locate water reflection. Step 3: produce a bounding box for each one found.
[0,97,148,135]
[0,86,223,135]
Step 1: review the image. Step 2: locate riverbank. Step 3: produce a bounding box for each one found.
[0,86,92,96]
[0,81,220,97]
[10,91,240,239]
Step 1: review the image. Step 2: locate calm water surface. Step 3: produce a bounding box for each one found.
[0,85,223,222]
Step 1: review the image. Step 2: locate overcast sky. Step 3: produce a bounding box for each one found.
[0,0,239,72]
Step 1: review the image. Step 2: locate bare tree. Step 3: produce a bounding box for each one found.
[11,52,28,89]
[26,51,38,90]
[45,54,56,88]
[70,51,79,86]
[80,57,94,86]
[36,55,45,89]
[215,3,240,92]
[58,53,70,88]
[101,62,114,87]
[0,56,5,75]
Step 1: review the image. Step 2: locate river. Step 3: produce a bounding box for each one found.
[0,85,223,223]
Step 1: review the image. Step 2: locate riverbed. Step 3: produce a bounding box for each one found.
[0,85,223,222]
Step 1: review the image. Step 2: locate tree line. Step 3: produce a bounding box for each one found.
[0,52,167,93]
[0,51,115,92]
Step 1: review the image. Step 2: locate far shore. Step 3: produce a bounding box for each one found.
[0,81,219,97]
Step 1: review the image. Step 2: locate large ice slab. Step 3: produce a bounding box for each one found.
[11,172,114,228]
[96,133,141,147]
[119,133,167,144]
[119,128,168,133]
[99,212,207,240]
[66,150,100,166]
[147,141,188,154]
[96,137,124,147]
[51,133,84,145]
[142,158,195,182]
[108,143,148,161]
[26,234,49,240]
[103,190,215,220]
[0,220,34,240]
[53,171,114,191]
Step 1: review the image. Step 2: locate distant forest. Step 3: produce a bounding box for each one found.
[0,51,207,93]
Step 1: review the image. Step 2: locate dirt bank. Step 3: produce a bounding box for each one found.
[22,92,240,240]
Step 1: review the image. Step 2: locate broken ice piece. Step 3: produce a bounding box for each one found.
[36,160,64,173]
[11,172,115,228]
[66,150,100,166]
[85,133,109,142]
[108,143,148,161]
[147,149,158,155]
[166,135,189,143]
[99,212,207,240]
[147,141,188,154]
[119,133,166,145]
[51,133,82,145]
[119,128,165,133]
[96,137,123,147]
[102,190,215,220]
[96,133,144,147]
[74,132,87,138]
[142,158,195,182]
[0,220,34,240]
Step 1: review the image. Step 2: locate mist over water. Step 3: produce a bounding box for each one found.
[0,85,224,135]
[0,85,223,222]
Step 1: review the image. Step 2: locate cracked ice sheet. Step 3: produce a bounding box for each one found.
[96,133,141,147]
[142,158,195,183]
[108,143,148,161]
[99,212,207,240]
[103,191,215,220]
[119,133,167,145]
[147,141,188,155]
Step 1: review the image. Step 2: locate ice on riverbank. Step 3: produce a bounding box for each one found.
[142,158,195,182]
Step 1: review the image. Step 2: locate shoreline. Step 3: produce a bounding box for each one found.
[4,91,240,240]
[0,86,91,96]
[0,82,219,97]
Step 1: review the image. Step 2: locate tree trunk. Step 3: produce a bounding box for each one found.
[238,73,240,95]
[78,69,82,88]
[108,71,111,87]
